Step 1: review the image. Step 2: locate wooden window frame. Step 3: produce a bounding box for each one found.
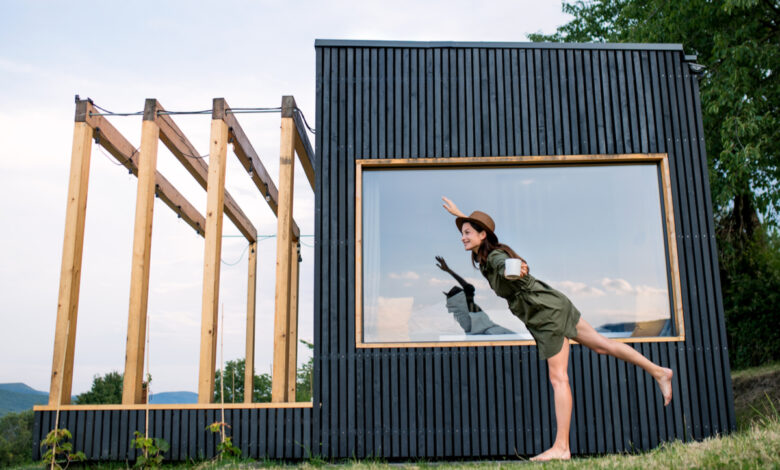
[355,153,685,349]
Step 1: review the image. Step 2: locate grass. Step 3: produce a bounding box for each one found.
[731,361,780,430]
[10,363,780,469]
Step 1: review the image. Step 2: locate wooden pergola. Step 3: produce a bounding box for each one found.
[49,96,314,406]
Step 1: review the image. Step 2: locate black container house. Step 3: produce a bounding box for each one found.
[312,39,735,459]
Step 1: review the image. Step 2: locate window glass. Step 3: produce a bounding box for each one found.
[361,163,674,344]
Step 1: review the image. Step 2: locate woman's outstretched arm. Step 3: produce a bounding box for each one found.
[442,196,466,218]
[435,256,475,295]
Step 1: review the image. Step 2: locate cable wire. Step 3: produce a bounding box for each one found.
[294,107,317,135]
[221,242,251,266]
[89,102,316,135]
[91,103,143,117]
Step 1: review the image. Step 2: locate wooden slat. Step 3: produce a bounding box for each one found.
[123,99,160,404]
[83,104,206,235]
[293,112,316,190]
[244,242,257,404]
[287,241,300,400]
[50,113,92,405]
[272,116,296,402]
[156,108,257,243]
[222,111,301,240]
[197,113,230,403]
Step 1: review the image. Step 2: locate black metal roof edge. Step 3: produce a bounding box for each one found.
[314,39,685,52]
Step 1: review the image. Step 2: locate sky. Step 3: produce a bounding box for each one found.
[362,164,673,343]
[0,0,573,396]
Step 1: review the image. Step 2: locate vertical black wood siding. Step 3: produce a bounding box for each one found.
[32,408,312,461]
[314,41,735,458]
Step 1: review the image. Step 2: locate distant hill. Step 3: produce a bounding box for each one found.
[149,391,198,404]
[0,383,48,396]
[1,383,202,413]
[0,383,48,417]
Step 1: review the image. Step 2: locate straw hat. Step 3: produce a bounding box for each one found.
[455,211,498,242]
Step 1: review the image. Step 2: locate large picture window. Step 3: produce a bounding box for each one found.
[356,154,684,348]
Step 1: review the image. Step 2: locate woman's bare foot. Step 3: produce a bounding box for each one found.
[655,367,674,406]
[530,445,571,461]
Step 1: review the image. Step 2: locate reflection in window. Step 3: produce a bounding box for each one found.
[361,163,674,344]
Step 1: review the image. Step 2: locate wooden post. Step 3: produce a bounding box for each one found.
[244,242,257,404]
[198,99,230,403]
[286,240,300,400]
[271,97,296,402]
[49,101,93,405]
[123,100,160,404]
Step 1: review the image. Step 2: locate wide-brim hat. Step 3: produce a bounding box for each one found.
[455,211,498,242]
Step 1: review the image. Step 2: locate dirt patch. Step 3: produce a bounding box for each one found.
[732,367,780,429]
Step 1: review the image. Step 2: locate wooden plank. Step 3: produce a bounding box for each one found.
[337,47,348,458]
[549,50,563,155]
[197,114,230,403]
[156,109,257,243]
[123,99,160,404]
[244,242,257,404]
[287,241,300,400]
[355,152,672,168]
[347,47,358,456]
[50,115,92,405]
[280,95,315,190]
[83,106,205,235]
[293,113,316,190]
[272,116,296,402]
[222,111,301,240]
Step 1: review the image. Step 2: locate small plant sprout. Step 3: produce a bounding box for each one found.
[40,428,86,470]
[130,430,169,469]
[207,421,241,460]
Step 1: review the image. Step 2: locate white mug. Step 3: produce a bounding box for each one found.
[505,258,522,279]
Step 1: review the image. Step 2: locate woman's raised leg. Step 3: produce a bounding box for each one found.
[530,339,572,461]
[574,317,673,405]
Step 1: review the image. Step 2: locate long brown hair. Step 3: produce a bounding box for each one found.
[465,221,527,269]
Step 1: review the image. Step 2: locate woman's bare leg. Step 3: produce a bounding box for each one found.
[530,340,572,461]
[574,317,673,405]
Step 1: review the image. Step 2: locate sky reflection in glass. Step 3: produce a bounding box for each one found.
[362,164,672,343]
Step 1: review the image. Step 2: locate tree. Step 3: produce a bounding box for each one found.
[296,340,314,402]
[214,358,271,403]
[0,409,34,467]
[214,340,315,403]
[74,371,123,404]
[531,0,780,367]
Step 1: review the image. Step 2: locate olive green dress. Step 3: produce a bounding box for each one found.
[479,249,581,360]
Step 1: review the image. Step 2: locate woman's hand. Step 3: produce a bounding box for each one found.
[520,261,529,278]
[435,256,451,272]
[442,196,466,217]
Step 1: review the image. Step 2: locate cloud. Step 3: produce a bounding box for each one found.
[428,277,453,287]
[551,280,606,297]
[388,271,420,280]
[465,276,492,292]
[600,278,668,296]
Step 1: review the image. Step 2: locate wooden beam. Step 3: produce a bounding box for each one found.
[271,116,296,403]
[197,107,230,404]
[286,240,300,401]
[222,111,301,240]
[83,103,206,236]
[282,96,316,191]
[244,242,257,404]
[122,99,160,405]
[49,111,93,405]
[35,402,314,411]
[156,108,257,243]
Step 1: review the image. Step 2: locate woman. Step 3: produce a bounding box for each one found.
[442,196,673,461]
[435,256,515,335]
